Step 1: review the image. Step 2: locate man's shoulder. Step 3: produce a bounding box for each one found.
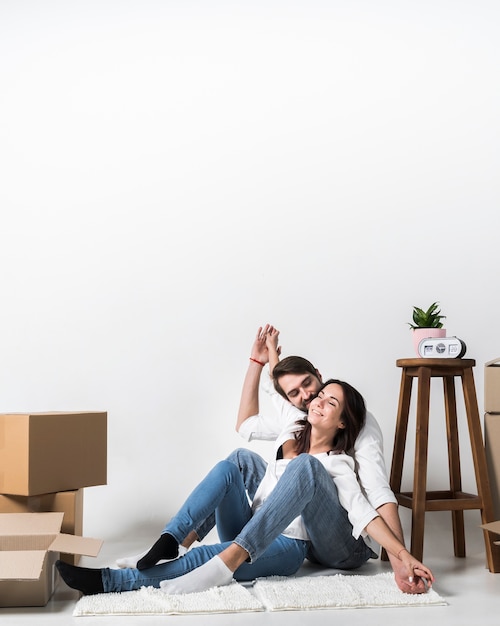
[365,410,380,427]
[355,410,383,447]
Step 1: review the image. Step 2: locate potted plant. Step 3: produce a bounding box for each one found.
[408,302,446,356]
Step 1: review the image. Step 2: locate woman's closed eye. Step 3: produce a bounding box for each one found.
[318,392,338,407]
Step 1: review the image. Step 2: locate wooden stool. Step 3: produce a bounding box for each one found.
[385,358,500,572]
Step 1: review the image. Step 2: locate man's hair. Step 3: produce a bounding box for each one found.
[272,356,320,399]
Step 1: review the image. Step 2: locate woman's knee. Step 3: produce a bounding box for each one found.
[286,454,332,488]
[289,453,323,473]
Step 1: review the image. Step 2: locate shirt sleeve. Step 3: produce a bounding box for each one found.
[237,370,306,442]
[322,453,379,539]
[353,411,397,510]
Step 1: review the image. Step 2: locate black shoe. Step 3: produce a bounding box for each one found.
[56,559,104,595]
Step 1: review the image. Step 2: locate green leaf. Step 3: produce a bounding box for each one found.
[408,302,446,329]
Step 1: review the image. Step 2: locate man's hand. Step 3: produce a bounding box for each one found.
[250,324,279,365]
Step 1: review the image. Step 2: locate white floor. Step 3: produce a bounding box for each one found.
[2,511,500,626]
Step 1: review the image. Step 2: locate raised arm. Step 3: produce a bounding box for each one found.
[235,325,276,432]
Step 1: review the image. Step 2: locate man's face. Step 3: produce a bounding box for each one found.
[277,372,322,412]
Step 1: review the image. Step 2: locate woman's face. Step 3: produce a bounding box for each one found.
[307,383,346,433]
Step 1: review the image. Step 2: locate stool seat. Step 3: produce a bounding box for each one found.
[385,358,500,572]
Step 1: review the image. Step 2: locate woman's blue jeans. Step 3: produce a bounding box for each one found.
[226,449,374,568]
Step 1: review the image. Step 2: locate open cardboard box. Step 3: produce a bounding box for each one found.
[0,512,102,607]
[0,411,107,496]
[0,490,84,565]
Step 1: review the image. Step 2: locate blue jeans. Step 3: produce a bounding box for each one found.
[193,448,268,541]
[102,451,373,592]
[227,448,374,569]
[102,460,309,592]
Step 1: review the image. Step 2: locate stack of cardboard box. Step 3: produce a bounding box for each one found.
[483,361,500,549]
[485,361,500,519]
[0,411,107,607]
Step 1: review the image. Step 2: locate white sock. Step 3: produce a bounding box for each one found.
[159,555,233,594]
[116,545,187,569]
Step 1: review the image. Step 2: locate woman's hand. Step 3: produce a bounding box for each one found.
[265,326,280,354]
[392,559,428,594]
[397,549,435,592]
[265,326,281,372]
[365,517,435,595]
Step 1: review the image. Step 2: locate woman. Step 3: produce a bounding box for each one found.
[57,377,434,595]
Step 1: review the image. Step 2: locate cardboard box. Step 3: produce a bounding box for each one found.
[0,412,107,496]
[0,490,84,565]
[485,413,500,520]
[485,358,500,414]
[0,512,102,607]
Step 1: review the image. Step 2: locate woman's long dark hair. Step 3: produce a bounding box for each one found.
[294,379,366,455]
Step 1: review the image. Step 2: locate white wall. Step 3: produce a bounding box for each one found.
[1,0,499,542]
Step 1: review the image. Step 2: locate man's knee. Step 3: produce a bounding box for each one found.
[226,448,256,468]
[213,459,240,481]
[226,448,245,465]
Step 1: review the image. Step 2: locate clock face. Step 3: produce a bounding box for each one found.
[419,337,466,359]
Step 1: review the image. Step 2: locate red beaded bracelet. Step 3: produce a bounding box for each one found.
[249,357,265,366]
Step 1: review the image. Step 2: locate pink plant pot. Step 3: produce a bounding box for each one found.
[412,328,447,356]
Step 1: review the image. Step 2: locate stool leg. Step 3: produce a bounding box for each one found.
[390,369,413,493]
[411,367,431,562]
[443,375,465,557]
[381,368,413,562]
[462,368,500,573]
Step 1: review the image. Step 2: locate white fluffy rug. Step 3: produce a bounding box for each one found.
[73,582,264,616]
[73,572,446,615]
[253,572,446,611]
